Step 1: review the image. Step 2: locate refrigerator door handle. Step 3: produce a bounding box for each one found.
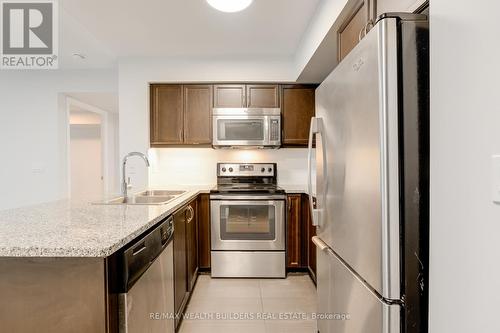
[312,236,329,251]
[307,117,327,227]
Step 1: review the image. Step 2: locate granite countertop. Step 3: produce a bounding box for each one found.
[0,188,209,258]
[0,184,309,258]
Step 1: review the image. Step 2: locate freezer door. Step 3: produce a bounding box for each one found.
[314,17,401,299]
[315,237,400,333]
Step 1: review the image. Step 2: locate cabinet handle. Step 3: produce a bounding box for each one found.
[358,20,374,42]
[186,205,194,223]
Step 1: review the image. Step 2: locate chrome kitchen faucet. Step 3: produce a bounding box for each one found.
[122,152,150,200]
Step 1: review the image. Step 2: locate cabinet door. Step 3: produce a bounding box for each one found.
[197,194,211,270]
[246,84,280,108]
[173,207,188,326]
[150,84,184,145]
[338,0,370,61]
[186,200,198,292]
[281,85,316,147]
[286,194,303,268]
[303,194,317,281]
[213,84,246,108]
[184,85,213,145]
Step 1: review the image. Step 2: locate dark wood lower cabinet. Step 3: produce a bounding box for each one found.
[303,194,317,281]
[197,194,211,270]
[173,198,200,330]
[286,194,304,268]
[286,194,317,282]
[186,199,198,292]
[173,206,188,329]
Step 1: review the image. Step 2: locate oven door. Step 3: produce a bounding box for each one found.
[211,199,285,251]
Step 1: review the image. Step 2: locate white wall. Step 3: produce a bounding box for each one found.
[70,124,103,200]
[149,148,309,188]
[119,57,301,190]
[293,0,348,76]
[0,69,117,210]
[429,1,500,332]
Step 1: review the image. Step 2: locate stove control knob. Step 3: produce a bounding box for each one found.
[268,168,273,173]
[261,167,265,172]
[221,167,226,172]
[228,167,233,172]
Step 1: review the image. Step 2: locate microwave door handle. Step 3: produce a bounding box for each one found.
[308,117,327,227]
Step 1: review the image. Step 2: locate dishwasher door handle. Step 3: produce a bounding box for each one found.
[132,242,147,256]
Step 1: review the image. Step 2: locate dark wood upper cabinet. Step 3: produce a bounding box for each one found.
[281,85,316,147]
[151,84,212,147]
[338,1,370,62]
[197,194,211,270]
[246,84,280,108]
[214,84,280,108]
[150,84,183,145]
[213,84,246,108]
[183,85,213,145]
[151,83,316,148]
[339,0,424,62]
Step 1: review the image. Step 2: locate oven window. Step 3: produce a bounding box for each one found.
[220,205,275,240]
[217,119,265,141]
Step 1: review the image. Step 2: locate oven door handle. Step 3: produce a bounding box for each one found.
[209,195,286,200]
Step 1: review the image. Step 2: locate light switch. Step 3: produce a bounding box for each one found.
[491,155,500,203]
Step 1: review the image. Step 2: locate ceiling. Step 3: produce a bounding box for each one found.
[59,0,322,68]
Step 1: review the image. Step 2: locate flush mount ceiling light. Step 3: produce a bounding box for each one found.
[206,0,253,13]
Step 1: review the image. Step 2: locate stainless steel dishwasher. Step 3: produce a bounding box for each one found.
[118,216,175,333]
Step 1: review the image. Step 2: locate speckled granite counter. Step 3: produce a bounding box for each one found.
[0,188,209,258]
[0,184,311,258]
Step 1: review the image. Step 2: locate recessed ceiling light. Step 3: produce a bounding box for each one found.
[206,0,253,13]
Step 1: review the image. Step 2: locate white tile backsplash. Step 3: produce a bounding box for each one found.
[148,148,312,187]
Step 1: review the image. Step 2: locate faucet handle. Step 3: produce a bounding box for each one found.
[127,177,132,190]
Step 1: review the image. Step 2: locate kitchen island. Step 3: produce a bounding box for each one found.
[0,188,206,333]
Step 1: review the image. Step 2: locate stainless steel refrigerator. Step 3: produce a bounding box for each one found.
[308,13,429,333]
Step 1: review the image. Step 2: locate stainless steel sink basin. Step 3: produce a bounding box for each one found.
[99,195,176,205]
[93,189,186,205]
[137,190,186,196]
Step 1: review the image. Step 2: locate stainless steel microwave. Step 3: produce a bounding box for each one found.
[212,108,281,148]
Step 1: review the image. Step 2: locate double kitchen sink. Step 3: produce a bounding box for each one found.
[95,190,186,205]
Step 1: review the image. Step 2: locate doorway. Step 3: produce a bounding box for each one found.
[65,93,120,200]
[69,108,104,200]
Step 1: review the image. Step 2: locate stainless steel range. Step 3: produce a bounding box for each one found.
[210,163,286,278]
